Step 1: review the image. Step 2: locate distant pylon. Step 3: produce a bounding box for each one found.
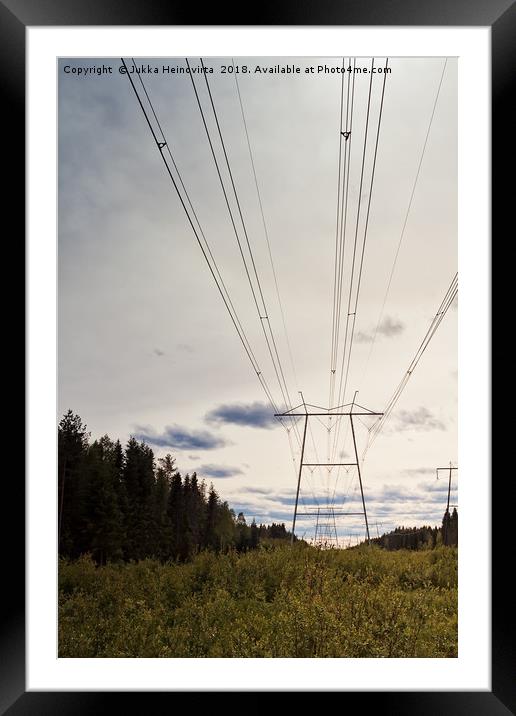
[436,463,458,545]
[314,506,339,548]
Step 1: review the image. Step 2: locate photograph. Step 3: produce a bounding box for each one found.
[57,55,458,659]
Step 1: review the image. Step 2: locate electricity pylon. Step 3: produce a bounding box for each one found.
[275,395,383,546]
[436,463,458,545]
[314,506,339,548]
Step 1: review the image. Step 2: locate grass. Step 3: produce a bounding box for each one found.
[59,544,457,658]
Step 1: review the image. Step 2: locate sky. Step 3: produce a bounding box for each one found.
[58,56,457,543]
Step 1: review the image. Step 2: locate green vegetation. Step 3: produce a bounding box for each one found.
[58,410,293,564]
[368,514,458,551]
[59,545,457,658]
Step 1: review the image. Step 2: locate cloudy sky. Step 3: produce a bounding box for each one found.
[58,56,457,542]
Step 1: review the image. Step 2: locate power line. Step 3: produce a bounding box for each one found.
[364,272,457,455]
[232,59,302,447]
[132,63,263,388]
[187,58,297,432]
[331,58,388,465]
[329,58,350,406]
[125,57,455,545]
[146,57,303,481]
[199,59,297,422]
[359,58,449,389]
[200,59,267,318]
[335,58,376,417]
[327,59,357,465]
[123,57,309,506]
[233,60,298,388]
[330,60,377,465]
[121,57,284,421]
[329,58,346,385]
[329,59,356,414]
[340,59,389,405]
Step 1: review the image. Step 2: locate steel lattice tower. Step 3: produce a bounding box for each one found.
[275,396,383,546]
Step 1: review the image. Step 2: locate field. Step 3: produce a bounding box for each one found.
[59,544,457,658]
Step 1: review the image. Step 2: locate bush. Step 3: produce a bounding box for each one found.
[59,545,457,658]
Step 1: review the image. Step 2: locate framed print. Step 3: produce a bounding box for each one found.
[7,0,511,711]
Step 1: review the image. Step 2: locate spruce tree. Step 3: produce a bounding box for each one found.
[58,410,90,558]
[204,484,219,550]
[83,437,124,564]
[167,471,184,559]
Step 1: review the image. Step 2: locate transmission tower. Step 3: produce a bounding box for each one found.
[436,463,458,545]
[276,395,383,546]
[314,506,339,548]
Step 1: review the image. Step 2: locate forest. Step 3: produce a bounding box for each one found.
[365,514,458,551]
[58,410,292,565]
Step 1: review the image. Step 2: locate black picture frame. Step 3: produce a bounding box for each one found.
[8,0,510,711]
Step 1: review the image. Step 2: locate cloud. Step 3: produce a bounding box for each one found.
[422,480,457,494]
[197,464,243,479]
[395,407,446,432]
[218,479,455,535]
[205,401,277,429]
[402,467,435,476]
[377,316,404,337]
[277,494,322,507]
[134,424,227,450]
[243,486,273,495]
[228,504,294,523]
[375,486,423,504]
[356,315,404,343]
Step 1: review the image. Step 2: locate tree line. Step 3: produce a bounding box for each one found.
[58,410,292,564]
[369,509,458,551]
